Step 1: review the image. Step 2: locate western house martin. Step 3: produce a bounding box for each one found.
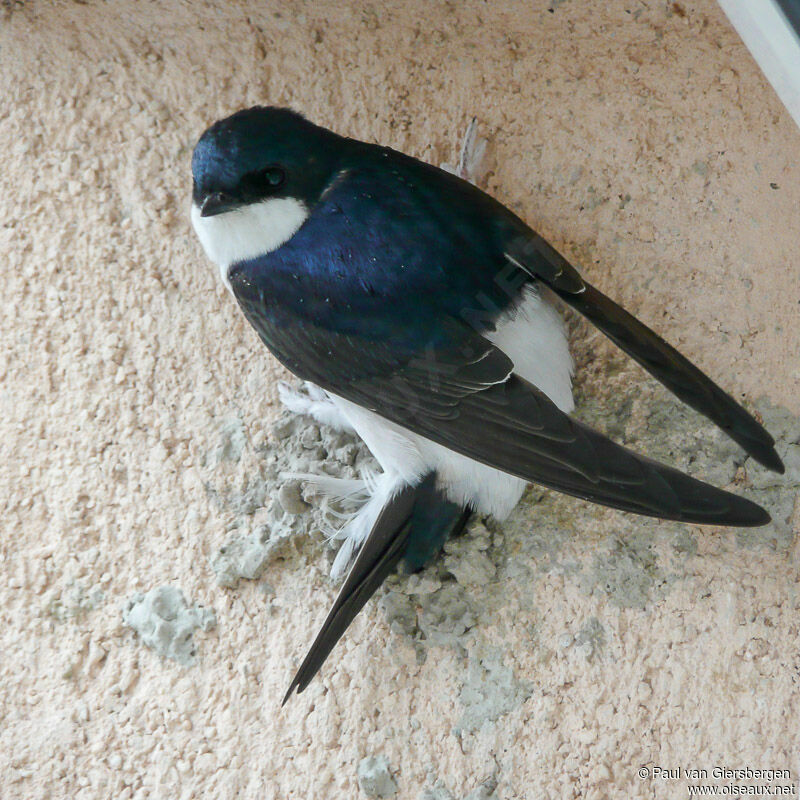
[189,107,784,702]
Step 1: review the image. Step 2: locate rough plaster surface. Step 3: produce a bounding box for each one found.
[1,1,799,799]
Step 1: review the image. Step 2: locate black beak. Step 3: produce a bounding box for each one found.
[200,191,241,217]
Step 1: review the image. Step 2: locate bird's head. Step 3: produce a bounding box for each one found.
[190,106,342,273]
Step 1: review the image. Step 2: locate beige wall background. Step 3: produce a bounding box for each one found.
[1,1,798,798]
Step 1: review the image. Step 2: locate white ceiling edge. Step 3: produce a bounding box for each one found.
[718,0,800,131]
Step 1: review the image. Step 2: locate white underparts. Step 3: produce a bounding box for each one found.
[328,471,408,580]
[485,285,575,415]
[190,197,309,293]
[287,286,575,533]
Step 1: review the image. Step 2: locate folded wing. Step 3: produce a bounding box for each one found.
[231,282,771,528]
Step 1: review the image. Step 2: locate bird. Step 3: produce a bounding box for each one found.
[189,106,784,704]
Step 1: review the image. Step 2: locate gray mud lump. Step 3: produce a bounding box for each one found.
[123,585,216,666]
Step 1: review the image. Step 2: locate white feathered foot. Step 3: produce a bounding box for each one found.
[277,380,355,433]
[277,381,396,579]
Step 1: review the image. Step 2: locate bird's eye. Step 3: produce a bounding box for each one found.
[261,166,285,188]
[239,166,286,199]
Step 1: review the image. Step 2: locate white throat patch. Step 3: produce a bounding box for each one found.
[190,197,309,293]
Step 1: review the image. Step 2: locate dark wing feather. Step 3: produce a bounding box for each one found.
[556,283,783,473]
[504,234,783,473]
[389,371,767,525]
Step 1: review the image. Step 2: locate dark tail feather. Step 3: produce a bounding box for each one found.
[402,480,472,573]
[552,282,784,474]
[282,474,469,704]
[282,482,416,705]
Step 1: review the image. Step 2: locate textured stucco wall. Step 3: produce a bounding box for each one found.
[1,1,798,799]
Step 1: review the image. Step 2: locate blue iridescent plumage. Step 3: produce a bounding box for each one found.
[232,156,526,347]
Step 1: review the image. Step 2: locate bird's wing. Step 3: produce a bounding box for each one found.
[327,151,782,473]
[503,231,783,473]
[231,265,769,526]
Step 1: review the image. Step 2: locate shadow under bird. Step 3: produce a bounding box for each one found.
[189,106,784,704]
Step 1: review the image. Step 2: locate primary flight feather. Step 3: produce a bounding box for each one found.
[189,107,783,702]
